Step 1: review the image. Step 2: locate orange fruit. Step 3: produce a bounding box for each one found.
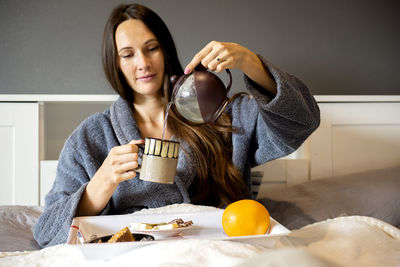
[222,199,270,237]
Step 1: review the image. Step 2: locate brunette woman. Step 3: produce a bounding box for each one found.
[33,3,320,247]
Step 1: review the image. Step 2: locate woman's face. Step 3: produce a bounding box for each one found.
[115,19,165,98]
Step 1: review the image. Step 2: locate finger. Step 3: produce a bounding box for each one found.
[113,140,144,155]
[118,153,138,164]
[109,152,138,168]
[201,50,220,71]
[109,144,132,155]
[214,60,231,73]
[111,145,136,155]
[117,170,137,182]
[207,50,229,72]
[118,161,138,174]
[184,52,205,74]
[119,160,140,181]
[129,139,145,145]
[129,139,145,151]
[184,43,213,74]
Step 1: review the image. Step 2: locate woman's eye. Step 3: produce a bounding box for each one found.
[148,45,159,52]
[121,53,133,59]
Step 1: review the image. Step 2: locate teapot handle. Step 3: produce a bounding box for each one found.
[225,69,232,94]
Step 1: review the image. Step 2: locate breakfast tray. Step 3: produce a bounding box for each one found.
[67,209,290,260]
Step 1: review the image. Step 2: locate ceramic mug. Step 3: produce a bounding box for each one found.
[137,137,180,184]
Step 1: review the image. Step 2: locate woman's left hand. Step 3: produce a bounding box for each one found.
[184,41,277,93]
[184,41,252,74]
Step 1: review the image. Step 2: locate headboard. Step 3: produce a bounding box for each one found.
[38,96,400,203]
[253,96,400,198]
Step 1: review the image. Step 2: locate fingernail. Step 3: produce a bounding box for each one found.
[184,67,191,74]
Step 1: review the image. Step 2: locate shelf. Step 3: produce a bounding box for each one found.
[1,94,400,103]
[0,94,118,102]
[314,95,400,102]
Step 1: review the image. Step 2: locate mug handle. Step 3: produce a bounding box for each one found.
[134,143,145,174]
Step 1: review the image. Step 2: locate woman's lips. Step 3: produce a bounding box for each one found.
[137,74,156,82]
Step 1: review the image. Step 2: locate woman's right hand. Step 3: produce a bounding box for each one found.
[76,139,144,216]
[98,139,144,185]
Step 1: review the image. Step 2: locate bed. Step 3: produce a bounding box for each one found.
[1,166,400,267]
[1,97,400,266]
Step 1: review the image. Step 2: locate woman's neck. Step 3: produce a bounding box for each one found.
[132,93,173,139]
[132,90,166,121]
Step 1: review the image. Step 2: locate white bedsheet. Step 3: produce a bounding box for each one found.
[1,204,399,267]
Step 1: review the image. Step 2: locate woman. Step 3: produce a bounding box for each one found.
[33,3,320,247]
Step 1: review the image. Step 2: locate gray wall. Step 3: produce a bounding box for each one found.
[1,0,399,95]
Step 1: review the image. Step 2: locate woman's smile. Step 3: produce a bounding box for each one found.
[137,73,156,82]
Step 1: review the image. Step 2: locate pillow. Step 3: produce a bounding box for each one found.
[0,205,43,252]
[258,165,400,230]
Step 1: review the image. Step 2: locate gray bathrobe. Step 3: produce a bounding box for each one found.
[33,58,320,247]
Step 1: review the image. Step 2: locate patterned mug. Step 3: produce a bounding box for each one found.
[137,137,180,184]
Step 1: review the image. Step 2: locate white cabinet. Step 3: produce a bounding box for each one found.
[0,103,39,205]
[0,95,116,206]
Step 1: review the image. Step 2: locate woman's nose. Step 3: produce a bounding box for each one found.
[136,53,150,70]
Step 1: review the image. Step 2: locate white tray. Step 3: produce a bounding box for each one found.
[68,209,290,260]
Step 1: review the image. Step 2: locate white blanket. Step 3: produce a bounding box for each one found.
[1,204,399,267]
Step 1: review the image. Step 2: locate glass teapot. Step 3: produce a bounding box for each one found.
[170,65,232,124]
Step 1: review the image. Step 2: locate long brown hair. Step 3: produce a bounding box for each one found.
[102,3,248,206]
